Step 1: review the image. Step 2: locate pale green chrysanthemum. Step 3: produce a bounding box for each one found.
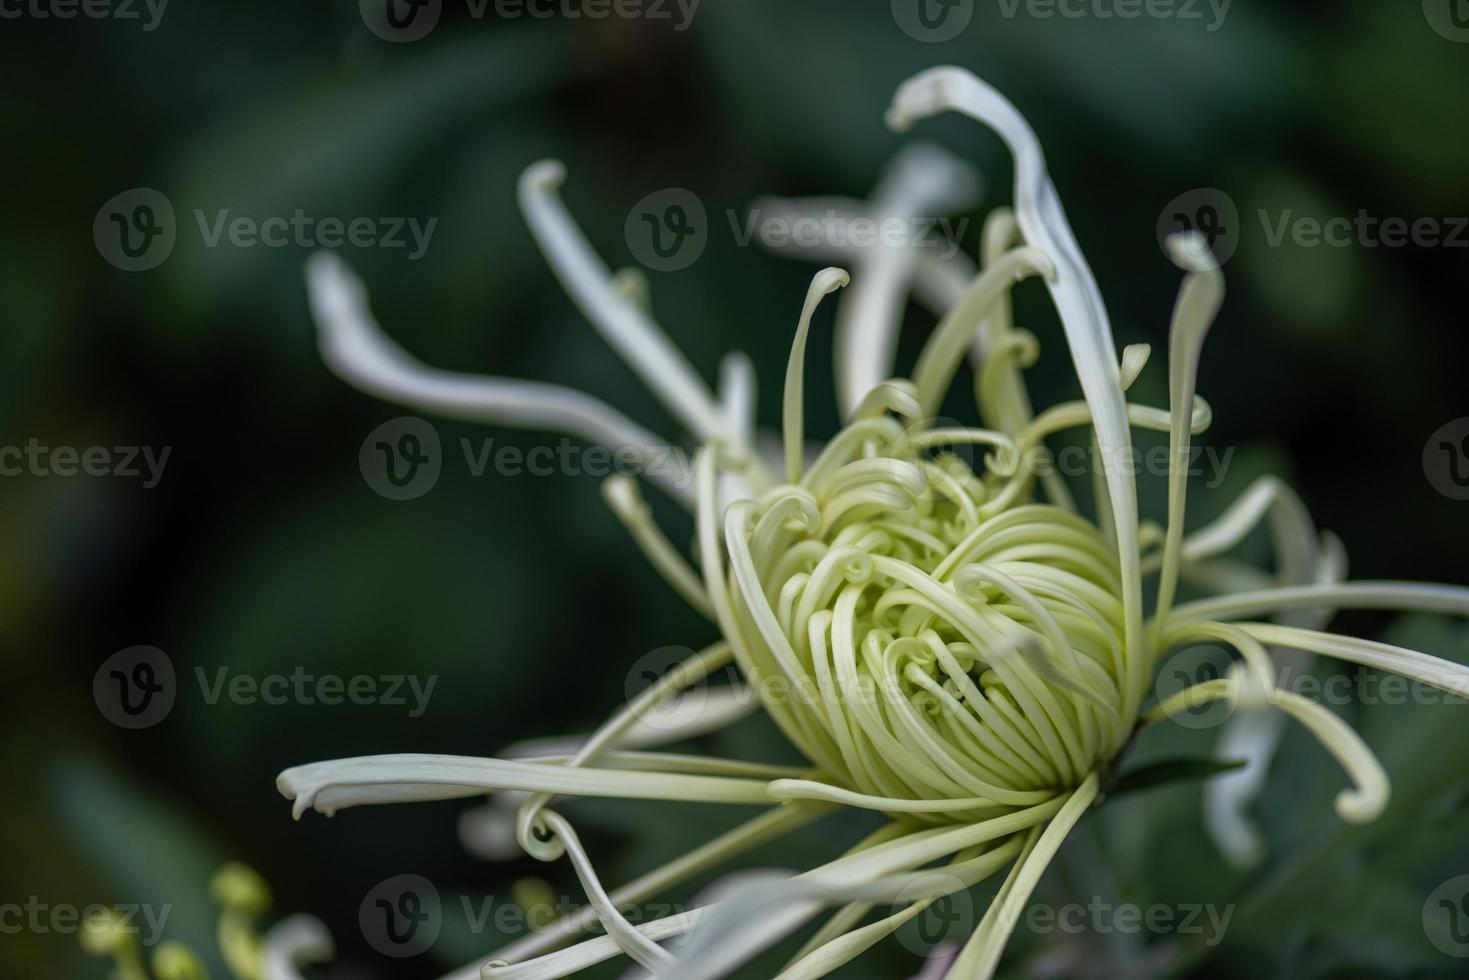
[278,66,1469,979]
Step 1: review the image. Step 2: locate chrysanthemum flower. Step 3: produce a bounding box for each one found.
[280,66,1469,979]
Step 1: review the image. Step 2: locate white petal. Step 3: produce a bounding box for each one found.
[543,811,675,972]
[304,251,691,503]
[888,67,1147,719]
[1171,581,1469,622]
[719,352,757,447]
[1232,623,1469,696]
[261,915,334,980]
[277,753,774,818]
[784,268,850,482]
[833,144,981,415]
[518,161,728,443]
[1201,710,1282,867]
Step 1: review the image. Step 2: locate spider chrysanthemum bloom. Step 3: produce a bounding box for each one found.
[278,67,1469,979]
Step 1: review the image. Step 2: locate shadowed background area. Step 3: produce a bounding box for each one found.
[3,0,1469,976]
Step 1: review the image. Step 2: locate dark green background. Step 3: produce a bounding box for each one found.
[3,1,1468,977]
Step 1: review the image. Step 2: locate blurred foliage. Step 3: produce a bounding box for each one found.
[2,0,1467,977]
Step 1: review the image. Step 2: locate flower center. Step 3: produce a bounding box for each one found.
[721,415,1132,822]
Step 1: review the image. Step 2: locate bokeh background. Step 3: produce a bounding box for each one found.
[4,1,1469,976]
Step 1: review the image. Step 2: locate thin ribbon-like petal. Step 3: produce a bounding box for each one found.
[304,251,691,503]
[518,161,729,443]
[888,67,1147,722]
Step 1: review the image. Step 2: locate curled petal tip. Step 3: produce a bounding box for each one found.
[600,472,642,513]
[262,915,336,979]
[303,248,341,281]
[1335,786,1389,824]
[304,250,359,318]
[814,266,851,293]
[277,768,315,820]
[1166,230,1221,273]
[885,65,974,132]
[520,159,567,193]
